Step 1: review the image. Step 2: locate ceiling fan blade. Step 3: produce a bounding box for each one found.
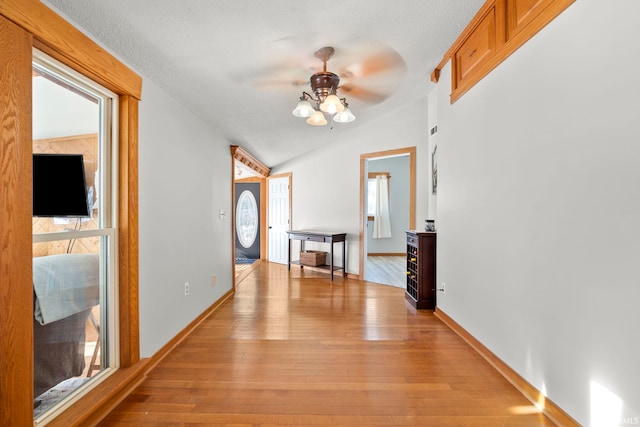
[338,84,388,103]
[338,50,406,81]
[253,78,308,88]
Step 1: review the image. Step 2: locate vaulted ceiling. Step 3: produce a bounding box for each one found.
[44,0,484,167]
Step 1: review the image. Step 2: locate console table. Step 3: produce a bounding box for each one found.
[286,230,346,280]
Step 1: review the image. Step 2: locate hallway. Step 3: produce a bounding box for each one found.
[99,262,553,426]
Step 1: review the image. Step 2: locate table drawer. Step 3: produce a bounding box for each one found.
[289,233,325,242]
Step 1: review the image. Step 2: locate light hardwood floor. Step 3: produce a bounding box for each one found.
[99,262,554,426]
[364,256,406,288]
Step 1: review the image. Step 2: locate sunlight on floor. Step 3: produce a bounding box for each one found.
[509,405,543,415]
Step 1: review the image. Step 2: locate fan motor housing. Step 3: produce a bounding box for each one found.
[310,72,340,99]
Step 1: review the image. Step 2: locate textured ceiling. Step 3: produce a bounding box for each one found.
[44,0,484,167]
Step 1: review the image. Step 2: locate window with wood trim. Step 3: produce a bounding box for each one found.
[32,49,120,422]
[0,2,142,425]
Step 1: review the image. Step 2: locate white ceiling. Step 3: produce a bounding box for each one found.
[43,0,484,168]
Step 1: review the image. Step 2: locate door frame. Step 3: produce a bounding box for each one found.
[230,146,270,288]
[359,147,416,280]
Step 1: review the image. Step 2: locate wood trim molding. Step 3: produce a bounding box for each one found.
[34,132,98,144]
[431,0,575,103]
[118,95,140,367]
[45,360,150,427]
[0,16,34,427]
[230,153,237,289]
[435,308,580,427]
[0,0,142,99]
[367,171,390,179]
[231,145,270,178]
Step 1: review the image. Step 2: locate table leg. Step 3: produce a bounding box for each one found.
[287,238,291,271]
[330,241,334,280]
[342,241,346,278]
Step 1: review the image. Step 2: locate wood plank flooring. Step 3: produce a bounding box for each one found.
[364,256,406,288]
[99,262,554,426]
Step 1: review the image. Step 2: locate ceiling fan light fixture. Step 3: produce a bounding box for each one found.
[292,98,313,117]
[291,47,356,127]
[319,94,345,114]
[334,107,356,123]
[306,110,327,126]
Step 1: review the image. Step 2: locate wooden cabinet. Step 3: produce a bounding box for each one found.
[453,1,504,94]
[506,0,556,39]
[434,0,575,103]
[405,231,436,309]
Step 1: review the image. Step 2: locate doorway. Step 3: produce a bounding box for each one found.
[359,147,416,287]
[231,146,270,285]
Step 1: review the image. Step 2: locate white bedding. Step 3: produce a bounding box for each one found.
[33,253,100,325]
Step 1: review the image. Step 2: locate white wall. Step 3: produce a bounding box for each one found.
[271,97,431,275]
[138,79,233,357]
[435,1,640,425]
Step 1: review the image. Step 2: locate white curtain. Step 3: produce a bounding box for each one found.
[372,175,392,239]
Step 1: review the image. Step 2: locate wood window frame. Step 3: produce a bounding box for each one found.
[0,0,144,425]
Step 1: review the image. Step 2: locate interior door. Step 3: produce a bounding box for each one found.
[268,175,290,264]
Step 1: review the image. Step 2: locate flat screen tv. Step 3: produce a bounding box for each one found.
[33,153,90,217]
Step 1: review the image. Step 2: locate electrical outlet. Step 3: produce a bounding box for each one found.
[211,275,217,287]
[184,282,190,296]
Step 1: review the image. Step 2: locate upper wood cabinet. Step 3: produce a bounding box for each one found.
[507,0,555,39]
[433,0,575,103]
[453,1,504,95]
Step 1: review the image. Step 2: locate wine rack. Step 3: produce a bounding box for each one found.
[405,231,436,309]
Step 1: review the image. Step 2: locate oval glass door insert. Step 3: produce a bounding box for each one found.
[236,190,258,248]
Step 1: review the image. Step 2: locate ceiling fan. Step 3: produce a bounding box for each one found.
[292,46,354,125]
[252,42,406,126]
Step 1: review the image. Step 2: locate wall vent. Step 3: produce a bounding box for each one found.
[430,125,438,136]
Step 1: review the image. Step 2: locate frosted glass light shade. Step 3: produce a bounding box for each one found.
[334,107,356,123]
[319,94,344,114]
[306,110,327,126]
[292,99,313,117]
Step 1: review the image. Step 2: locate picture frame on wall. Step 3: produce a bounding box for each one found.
[432,145,437,195]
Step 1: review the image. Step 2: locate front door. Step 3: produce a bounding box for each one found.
[235,182,260,260]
